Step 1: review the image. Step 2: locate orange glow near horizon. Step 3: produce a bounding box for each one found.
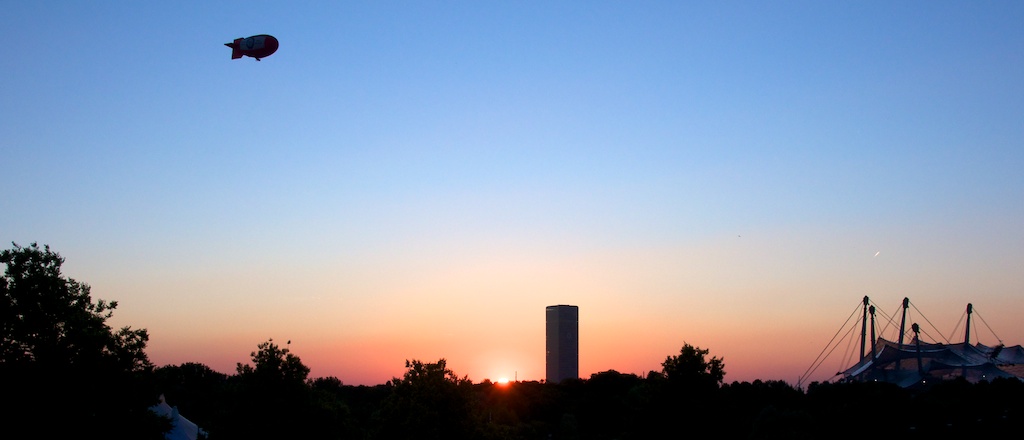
[103,235,1024,388]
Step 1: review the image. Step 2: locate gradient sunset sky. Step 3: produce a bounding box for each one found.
[3,1,1023,386]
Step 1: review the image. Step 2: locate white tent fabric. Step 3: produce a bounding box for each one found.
[842,337,1024,387]
[149,395,205,440]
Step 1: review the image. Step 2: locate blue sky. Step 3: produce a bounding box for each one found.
[3,1,1023,385]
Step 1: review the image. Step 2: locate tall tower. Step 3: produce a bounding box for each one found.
[546,305,579,383]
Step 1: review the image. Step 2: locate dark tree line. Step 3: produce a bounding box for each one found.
[150,357,1024,440]
[1,243,166,439]
[4,242,1024,439]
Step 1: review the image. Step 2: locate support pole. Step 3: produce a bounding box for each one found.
[860,296,869,361]
[896,297,909,372]
[963,303,973,380]
[964,303,973,345]
[870,305,877,356]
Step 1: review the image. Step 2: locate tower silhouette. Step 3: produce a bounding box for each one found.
[546,305,578,383]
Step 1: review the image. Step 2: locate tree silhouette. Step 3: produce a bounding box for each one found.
[236,338,310,384]
[376,358,477,439]
[223,338,317,439]
[661,342,725,390]
[154,362,229,434]
[0,242,165,439]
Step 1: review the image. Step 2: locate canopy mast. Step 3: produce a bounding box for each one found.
[869,305,877,359]
[896,297,909,371]
[912,323,924,376]
[859,296,869,360]
[868,305,879,377]
[964,303,973,345]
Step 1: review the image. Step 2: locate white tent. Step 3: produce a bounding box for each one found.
[842,337,1024,386]
[149,395,206,440]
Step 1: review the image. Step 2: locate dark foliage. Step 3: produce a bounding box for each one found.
[373,358,478,439]
[8,244,1024,439]
[0,242,166,439]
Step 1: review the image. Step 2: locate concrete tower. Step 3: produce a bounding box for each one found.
[546,305,579,383]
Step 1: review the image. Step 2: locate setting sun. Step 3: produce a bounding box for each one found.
[497,377,510,385]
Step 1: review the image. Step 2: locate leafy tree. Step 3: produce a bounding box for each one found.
[154,362,229,434]
[236,338,310,384]
[308,376,356,438]
[225,338,314,439]
[661,342,726,390]
[622,343,728,436]
[0,242,165,439]
[720,380,808,438]
[376,358,478,439]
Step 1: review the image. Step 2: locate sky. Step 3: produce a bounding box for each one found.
[3,1,1023,387]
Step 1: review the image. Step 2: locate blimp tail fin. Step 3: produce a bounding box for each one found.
[225,38,244,59]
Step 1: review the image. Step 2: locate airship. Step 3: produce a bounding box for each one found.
[225,34,279,61]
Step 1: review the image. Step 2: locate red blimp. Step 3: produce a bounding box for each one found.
[225,34,278,61]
